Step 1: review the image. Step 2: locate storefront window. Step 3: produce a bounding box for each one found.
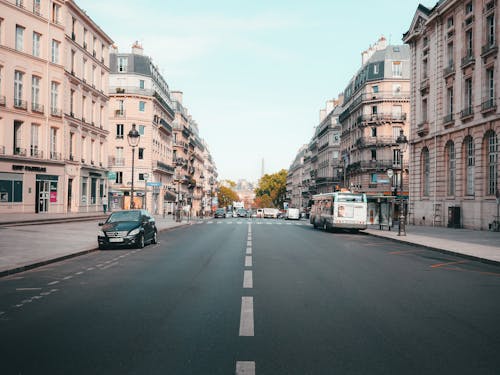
[81,177,88,204]
[91,178,97,204]
[0,173,23,202]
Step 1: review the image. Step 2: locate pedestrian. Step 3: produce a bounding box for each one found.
[102,195,108,214]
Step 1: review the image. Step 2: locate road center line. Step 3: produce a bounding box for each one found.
[246,247,252,255]
[239,296,254,336]
[243,270,253,288]
[236,361,256,375]
[47,281,59,285]
[245,256,253,267]
[16,288,42,291]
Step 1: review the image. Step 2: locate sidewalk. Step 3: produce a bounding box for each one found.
[365,224,500,265]
[0,213,196,277]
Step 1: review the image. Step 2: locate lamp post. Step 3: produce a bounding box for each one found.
[127,124,140,209]
[396,129,408,236]
[199,173,205,218]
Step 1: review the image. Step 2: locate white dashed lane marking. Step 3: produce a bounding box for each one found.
[246,247,252,255]
[236,361,256,375]
[243,270,253,289]
[245,256,252,267]
[239,296,254,337]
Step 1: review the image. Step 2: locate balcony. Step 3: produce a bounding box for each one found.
[481,98,497,114]
[51,107,62,117]
[355,136,398,149]
[156,161,175,174]
[32,103,44,114]
[50,151,62,160]
[114,109,126,118]
[14,99,28,110]
[460,106,474,119]
[14,147,27,156]
[443,113,454,126]
[420,77,430,93]
[30,148,43,158]
[359,112,407,124]
[461,52,475,69]
[0,96,6,106]
[347,160,396,173]
[417,121,429,137]
[443,64,455,78]
[108,156,125,166]
[481,42,498,58]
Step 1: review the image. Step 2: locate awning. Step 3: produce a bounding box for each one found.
[164,191,177,201]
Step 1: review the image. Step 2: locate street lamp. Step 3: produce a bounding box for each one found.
[199,173,205,218]
[127,124,140,209]
[209,178,215,216]
[396,129,408,236]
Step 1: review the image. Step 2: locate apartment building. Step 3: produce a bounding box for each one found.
[0,0,112,214]
[286,145,308,209]
[107,43,175,215]
[339,38,410,199]
[404,0,499,229]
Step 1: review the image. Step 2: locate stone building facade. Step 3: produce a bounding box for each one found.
[404,1,499,229]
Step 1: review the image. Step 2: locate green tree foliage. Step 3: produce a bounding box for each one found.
[218,185,239,209]
[254,169,288,208]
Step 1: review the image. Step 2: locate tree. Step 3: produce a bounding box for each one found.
[218,185,239,209]
[254,169,288,208]
[254,194,273,208]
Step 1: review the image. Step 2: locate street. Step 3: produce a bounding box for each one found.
[1,219,500,375]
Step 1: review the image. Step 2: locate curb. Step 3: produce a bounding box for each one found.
[0,221,193,278]
[0,215,108,227]
[365,231,500,267]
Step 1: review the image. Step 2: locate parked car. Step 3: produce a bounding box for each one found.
[226,211,233,218]
[237,208,248,218]
[97,210,157,250]
[285,208,300,220]
[214,208,226,218]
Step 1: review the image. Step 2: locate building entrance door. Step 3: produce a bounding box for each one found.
[67,178,73,212]
[36,180,50,213]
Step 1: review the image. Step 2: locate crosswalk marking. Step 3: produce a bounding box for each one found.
[205,220,307,226]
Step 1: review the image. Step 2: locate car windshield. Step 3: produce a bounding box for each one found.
[107,211,141,223]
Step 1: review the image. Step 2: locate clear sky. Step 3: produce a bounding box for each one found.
[79,0,435,182]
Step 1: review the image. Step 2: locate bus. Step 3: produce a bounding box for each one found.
[309,192,368,231]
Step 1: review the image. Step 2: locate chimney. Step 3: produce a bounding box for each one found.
[326,99,335,115]
[131,41,143,55]
[362,50,368,65]
[319,108,326,122]
[377,35,387,50]
[171,91,183,104]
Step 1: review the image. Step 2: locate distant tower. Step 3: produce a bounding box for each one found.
[261,158,265,177]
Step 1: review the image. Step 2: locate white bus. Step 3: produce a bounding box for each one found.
[310,192,367,231]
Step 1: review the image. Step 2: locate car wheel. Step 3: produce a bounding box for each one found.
[151,230,158,244]
[137,234,145,249]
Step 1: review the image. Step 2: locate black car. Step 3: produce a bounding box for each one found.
[98,210,157,249]
[214,208,226,218]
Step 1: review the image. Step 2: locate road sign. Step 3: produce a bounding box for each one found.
[387,169,394,178]
[147,181,162,187]
[377,179,390,184]
[107,171,117,180]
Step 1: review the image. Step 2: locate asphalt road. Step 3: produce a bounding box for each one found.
[1,219,499,374]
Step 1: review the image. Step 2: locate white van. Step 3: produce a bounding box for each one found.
[285,208,300,220]
[256,209,264,218]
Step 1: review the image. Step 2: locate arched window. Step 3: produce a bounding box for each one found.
[464,136,475,196]
[421,147,430,196]
[486,131,498,195]
[446,141,455,196]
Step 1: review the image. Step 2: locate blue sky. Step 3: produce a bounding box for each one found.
[79,0,435,182]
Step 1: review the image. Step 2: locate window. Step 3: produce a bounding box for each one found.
[393,149,401,168]
[372,85,379,93]
[81,177,88,203]
[83,28,88,48]
[139,101,145,112]
[14,121,22,154]
[30,124,39,157]
[52,3,60,23]
[392,84,401,96]
[0,173,23,203]
[33,32,41,57]
[393,127,402,141]
[138,125,145,135]
[32,76,40,111]
[466,30,473,56]
[82,59,87,81]
[466,137,475,196]
[51,40,60,64]
[69,132,74,159]
[373,64,379,74]
[447,86,454,115]
[487,14,495,46]
[487,131,498,195]
[422,98,428,122]
[371,173,377,183]
[117,57,128,72]
[371,149,377,160]
[447,42,454,67]
[371,106,377,115]
[92,66,96,86]
[16,25,24,51]
[138,148,144,159]
[422,148,430,196]
[422,59,428,79]
[115,172,123,184]
[50,127,57,156]
[51,82,59,113]
[371,127,377,137]
[116,147,123,165]
[116,124,124,139]
[447,17,454,28]
[464,78,473,110]
[70,90,75,115]
[392,61,402,77]
[486,68,494,103]
[14,71,24,106]
[139,80,145,89]
[446,141,455,196]
[466,1,473,14]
